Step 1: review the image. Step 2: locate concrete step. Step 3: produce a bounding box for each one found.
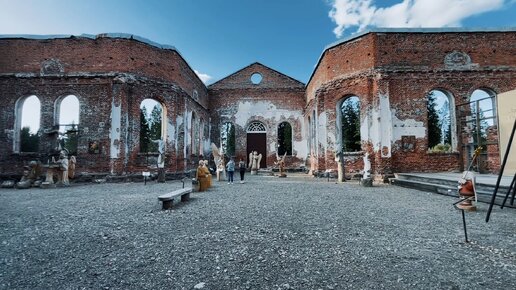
[391,174,516,208]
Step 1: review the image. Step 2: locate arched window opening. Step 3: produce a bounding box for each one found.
[19,95,41,152]
[339,96,361,152]
[221,122,235,157]
[277,122,292,156]
[311,111,317,154]
[467,89,497,167]
[192,113,200,156]
[140,99,163,153]
[470,89,496,127]
[199,119,205,156]
[307,116,311,154]
[57,95,80,155]
[427,90,453,151]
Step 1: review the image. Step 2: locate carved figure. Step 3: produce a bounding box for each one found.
[275,151,287,177]
[43,149,72,186]
[363,152,371,179]
[360,152,373,187]
[248,151,262,175]
[16,160,43,189]
[308,151,316,176]
[196,160,209,191]
[211,143,226,181]
[152,139,166,182]
[202,159,212,187]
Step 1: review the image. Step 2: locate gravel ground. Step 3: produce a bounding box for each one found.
[1,174,515,290]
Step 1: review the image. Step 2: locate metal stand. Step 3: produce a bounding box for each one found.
[453,197,474,243]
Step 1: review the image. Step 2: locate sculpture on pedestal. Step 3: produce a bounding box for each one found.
[360,152,373,187]
[248,151,262,175]
[152,138,166,182]
[43,149,75,187]
[211,143,225,181]
[16,160,43,189]
[275,151,287,177]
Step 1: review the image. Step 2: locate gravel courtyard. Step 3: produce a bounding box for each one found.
[1,174,515,290]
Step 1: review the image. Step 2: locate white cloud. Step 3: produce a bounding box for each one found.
[194,70,212,84]
[329,0,506,38]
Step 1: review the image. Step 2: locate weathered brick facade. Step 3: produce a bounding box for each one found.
[1,29,515,180]
[306,29,516,178]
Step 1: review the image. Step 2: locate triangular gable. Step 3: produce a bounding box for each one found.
[208,62,304,89]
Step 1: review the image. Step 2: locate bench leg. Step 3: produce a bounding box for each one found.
[181,193,190,202]
[162,199,173,210]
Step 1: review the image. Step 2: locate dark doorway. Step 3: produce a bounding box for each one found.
[247,133,266,168]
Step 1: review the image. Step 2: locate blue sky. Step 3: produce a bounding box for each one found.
[1,0,515,86]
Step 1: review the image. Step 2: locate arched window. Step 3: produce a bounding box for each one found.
[311,111,317,154]
[221,122,235,157]
[470,89,496,127]
[17,95,41,152]
[307,116,311,154]
[140,99,163,153]
[426,89,455,151]
[277,122,292,155]
[199,119,205,156]
[57,95,80,155]
[338,96,361,152]
[191,112,200,156]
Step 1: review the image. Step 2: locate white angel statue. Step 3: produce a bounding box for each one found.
[248,151,262,174]
[211,143,226,181]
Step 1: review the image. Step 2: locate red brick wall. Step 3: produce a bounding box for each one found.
[0,35,209,177]
[306,31,516,175]
[209,63,306,169]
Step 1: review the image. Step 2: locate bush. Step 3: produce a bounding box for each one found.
[429,143,452,153]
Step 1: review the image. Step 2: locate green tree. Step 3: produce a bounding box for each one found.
[140,106,150,152]
[278,122,292,155]
[148,105,162,152]
[63,123,79,155]
[20,126,39,152]
[427,92,441,148]
[341,97,361,152]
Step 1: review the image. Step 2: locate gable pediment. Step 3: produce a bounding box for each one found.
[208,62,304,90]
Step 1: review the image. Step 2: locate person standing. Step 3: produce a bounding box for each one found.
[238,158,246,183]
[226,158,235,184]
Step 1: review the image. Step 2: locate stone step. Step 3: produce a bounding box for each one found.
[391,176,516,208]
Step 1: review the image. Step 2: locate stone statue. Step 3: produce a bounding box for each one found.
[152,138,166,182]
[42,149,72,187]
[363,152,371,179]
[360,152,372,187]
[275,151,287,177]
[16,160,43,189]
[203,159,212,187]
[248,151,262,175]
[308,151,316,176]
[211,143,225,181]
[196,160,209,191]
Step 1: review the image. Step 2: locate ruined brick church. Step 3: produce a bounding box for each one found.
[1,28,515,180]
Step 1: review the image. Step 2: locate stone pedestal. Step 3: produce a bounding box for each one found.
[251,170,258,175]
[360,178,373,187]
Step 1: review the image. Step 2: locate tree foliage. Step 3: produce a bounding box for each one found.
[221,122,235,157]
[20,126,39,152]
[140,104,162,153]
[278,122,292,155]
[341,97,361,152]
[427,92,442,149]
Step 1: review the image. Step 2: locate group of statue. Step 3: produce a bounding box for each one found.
[1,148,77,189]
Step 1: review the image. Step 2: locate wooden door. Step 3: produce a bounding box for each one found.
[246,133,266,168]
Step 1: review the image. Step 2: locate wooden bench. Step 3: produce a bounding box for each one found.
[158,188,192,210]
